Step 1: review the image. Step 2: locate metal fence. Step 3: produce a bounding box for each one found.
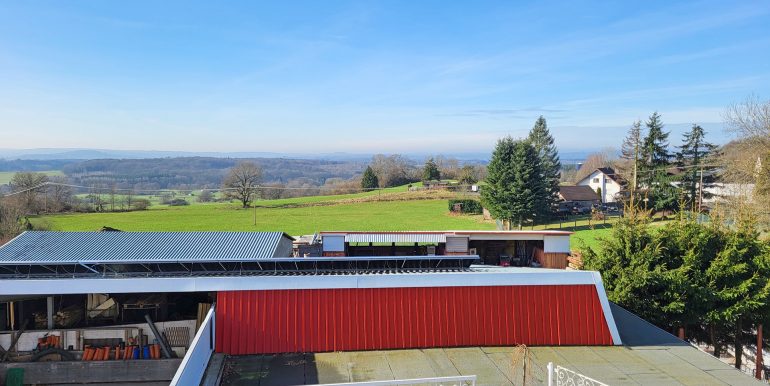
[547,362,608,386]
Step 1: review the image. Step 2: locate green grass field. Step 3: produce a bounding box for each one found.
[0,170,64,184]
[31,199,495,235]
[30,184,617,252]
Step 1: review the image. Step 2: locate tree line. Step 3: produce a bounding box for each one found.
[584,96,770,370]
[585,207,770,370]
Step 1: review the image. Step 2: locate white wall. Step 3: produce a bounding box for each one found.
[322,235,345,252]
[170,308,214,386]
[578,170,621,203]
[543,235,571,253]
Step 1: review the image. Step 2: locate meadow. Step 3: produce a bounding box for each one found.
[30,186,615,252]
[0,170,64,184]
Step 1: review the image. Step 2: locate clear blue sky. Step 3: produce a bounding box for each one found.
[1,1,768,154]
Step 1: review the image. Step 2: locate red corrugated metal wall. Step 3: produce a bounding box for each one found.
[215,285,613,355]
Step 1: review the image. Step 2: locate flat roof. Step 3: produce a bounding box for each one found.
[0,231,293,264]
[213,302,761,386]
[320,230,574,237]
[0,266,608,294]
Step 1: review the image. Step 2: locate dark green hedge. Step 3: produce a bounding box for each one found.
[448,199,483,214]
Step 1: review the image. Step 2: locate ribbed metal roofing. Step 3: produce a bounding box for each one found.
[343,233,447,243]
[0,231,292,264]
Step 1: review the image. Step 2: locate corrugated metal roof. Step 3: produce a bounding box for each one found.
[344,233,447,243]
[0,231,292,264]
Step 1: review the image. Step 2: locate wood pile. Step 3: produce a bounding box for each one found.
[33,304,83,329]
[567,253,583,270]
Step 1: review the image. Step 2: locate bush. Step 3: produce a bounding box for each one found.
[448,199,483,214]
[168,198,189,206]
[132,199,151,211]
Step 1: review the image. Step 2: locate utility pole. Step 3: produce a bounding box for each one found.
[757,324,764,380]
[698,165,704,212]
[630,141,639,218]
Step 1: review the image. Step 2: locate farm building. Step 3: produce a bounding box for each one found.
[319,230,573,269]
[0,231,763,385]
[558,185,601,210]
[577,167,623,203]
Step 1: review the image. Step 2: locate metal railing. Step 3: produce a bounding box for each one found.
[305,375,476,386]
[547,362,607,386]
[169,306,215,386]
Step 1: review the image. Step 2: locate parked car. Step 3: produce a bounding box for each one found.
[571,206,591,215]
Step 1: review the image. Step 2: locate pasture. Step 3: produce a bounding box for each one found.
[30,185,617,253]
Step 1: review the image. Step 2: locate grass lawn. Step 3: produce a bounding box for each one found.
[0,170,64,184]
[30,184,623,253]
[31,199,496,235]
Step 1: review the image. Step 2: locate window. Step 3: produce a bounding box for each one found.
[592,178,600,183]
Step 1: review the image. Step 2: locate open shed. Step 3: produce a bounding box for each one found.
[319,230,573,268]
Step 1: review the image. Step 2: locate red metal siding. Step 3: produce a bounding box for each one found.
[215,285,613,355]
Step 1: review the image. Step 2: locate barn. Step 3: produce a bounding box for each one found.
[0,231,761,386]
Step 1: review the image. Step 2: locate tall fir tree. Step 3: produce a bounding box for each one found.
[527,116,560,220]
[481,137,542,229]
[640,112,676,211]
[422,158,441,181]
[675,124,716,209]
[361,166,379,189]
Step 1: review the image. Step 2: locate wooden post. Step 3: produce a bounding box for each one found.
[678,327,685,340]
[757,324,763,380]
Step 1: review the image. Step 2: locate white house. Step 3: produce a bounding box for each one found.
[577,167,623,203]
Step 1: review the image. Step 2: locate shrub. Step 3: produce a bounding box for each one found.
[448,199,483,214]
[168,198,189,206]
[132,199,151,211]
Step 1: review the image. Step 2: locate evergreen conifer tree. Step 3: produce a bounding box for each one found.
[527,116,560,220]
[361,166,379,189]
[422,158,441,181]
[481,137,541,229]
[640,112,676,211]
[675,124,716,209]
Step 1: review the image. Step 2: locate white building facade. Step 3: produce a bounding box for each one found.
[577,168,623,203]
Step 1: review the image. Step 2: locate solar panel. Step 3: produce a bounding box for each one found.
[0,255,480,279]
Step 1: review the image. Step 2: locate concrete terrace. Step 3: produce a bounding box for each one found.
[211,304,762,385]
[216,345,759,386]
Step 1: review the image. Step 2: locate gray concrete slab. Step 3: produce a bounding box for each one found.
[220,355,265,386]
[422,348,461,377]
[628,372,684,385]
[347,351,394,382]
[384,349,437,380]
[218,344,764,386]
[312,352,351,384]
[705,369,765,386]
[444,347,513,386]
[260,354,307,386]
[630,348,730,385]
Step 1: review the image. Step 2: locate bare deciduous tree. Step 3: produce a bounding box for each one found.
[573,148,618,183]
[370,154,415,187]
[9,172,49,214]
[222,161,263,208]
[725,95,770,150]
[46,176,73,212]
[722,96,770,227]
[0,197,26,244]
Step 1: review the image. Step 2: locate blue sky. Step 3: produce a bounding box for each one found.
[0,1,768,154]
